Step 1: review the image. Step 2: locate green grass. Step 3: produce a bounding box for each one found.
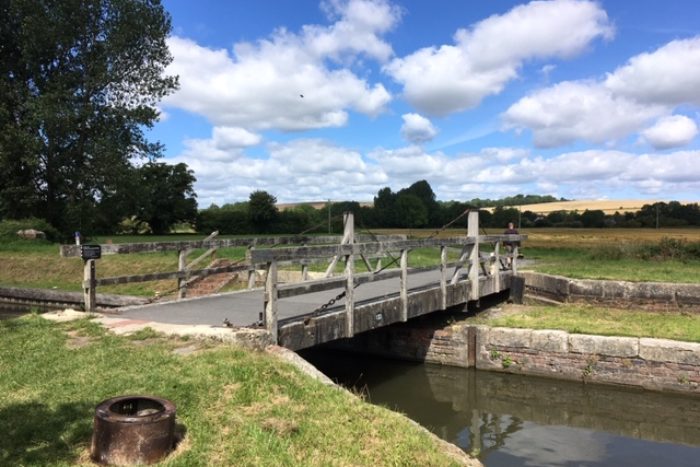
[0,315,463,466]
[467,304,700,342]
[525,247,700,283]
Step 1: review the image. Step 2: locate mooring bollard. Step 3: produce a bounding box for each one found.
[91,395,176,465]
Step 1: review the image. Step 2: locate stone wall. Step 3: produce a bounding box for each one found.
[522,272,700,311]
[332,318,700,395]
[476,326,700,394]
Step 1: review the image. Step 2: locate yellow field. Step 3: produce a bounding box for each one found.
[484,199,698,214]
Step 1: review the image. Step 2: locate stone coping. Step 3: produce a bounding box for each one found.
[522,271,700,310]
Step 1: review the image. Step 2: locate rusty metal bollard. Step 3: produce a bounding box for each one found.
[91,395,176,465]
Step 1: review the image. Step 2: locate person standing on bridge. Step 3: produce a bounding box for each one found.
[503,222,520,266]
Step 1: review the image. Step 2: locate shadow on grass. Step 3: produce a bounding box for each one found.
[0,400,94,465]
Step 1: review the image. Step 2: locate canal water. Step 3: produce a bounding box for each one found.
[301,349,700,467]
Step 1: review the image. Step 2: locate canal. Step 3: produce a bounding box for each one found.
[301,349,700,466]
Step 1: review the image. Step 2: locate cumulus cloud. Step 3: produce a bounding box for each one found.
[400,113,437,144]
[163,0,397,131]
[640,115,698,149]
[504,81,666,147]
[505,35,700,147]
[385,0,612,115]
[605,37,700,106]
[174,131,700,205]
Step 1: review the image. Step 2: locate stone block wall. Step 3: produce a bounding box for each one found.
[522,272,700,311]
[332,318,700,394]
[476,326,700,394]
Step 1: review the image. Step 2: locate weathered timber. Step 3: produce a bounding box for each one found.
[0,286,147,308]
[276,260,482,299]
[251,235,526,264]
[95,263,250,286]
[60,234,407,257]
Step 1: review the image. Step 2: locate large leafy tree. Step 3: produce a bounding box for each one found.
[0,0,178,234]
[133,162,197,234]
[248,190,278,233]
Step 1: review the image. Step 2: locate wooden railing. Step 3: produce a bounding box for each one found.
[251,211,526,342]
[60,232,406,311]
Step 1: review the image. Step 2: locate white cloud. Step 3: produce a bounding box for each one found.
[163,0,397,132]
[505,35,700,147]
[640,115,698,149]
[605,36,700,106]
[400,113,437,144]
[385,0,612,115]
[212,127,262,148]
[309,0,402,62]
[504,81,666,147]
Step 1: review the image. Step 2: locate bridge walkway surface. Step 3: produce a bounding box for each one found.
[117,269,450,328]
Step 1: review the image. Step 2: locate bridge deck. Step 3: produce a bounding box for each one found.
[118,269,448,327]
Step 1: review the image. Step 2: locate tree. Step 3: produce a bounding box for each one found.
[0,0,178,235]
[133,162,197,234]
[399,180,439,226]
[395,194,428,228]
[249,190,278,233]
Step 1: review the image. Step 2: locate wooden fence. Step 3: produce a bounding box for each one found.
[59,231,406,311]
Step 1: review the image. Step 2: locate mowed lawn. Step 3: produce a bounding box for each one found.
[0,315,466,466]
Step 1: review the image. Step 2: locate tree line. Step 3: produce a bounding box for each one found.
[196,181,700,235]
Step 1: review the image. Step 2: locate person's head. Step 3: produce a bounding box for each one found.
[507,222,514,229]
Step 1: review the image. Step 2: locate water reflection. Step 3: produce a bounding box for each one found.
[301,349,700,466]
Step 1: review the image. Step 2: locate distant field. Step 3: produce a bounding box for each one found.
[484,199,698,214]
[372,227,700,246]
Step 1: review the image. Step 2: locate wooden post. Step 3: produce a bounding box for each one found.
[264,261,278,342]
[300,243,309,281]
[247,246,256,289]
[491,241,501,291]
[177,249,187,299]
[440,245,447,310]
[400,249,408,321]
[512,245,519,275]
[343,212,355,338]
[467,211,480,301]
[83,259,96,312]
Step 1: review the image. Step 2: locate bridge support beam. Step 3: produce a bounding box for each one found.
[440,246,447,310]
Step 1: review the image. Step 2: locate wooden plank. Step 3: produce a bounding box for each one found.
[0,286,148,307]
[400,249,408,322]
[440,246,447,310]
[60,232,521,258]
[60,235,340,257]
[95,263,250,286]
[468,211,480,301]
[178,249,187,299]
[265,261,278,342]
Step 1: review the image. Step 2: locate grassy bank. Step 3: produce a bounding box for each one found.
[0,315,465,466]
[466,304,700,343]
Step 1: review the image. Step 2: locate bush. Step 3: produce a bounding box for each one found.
[0,218,60,242]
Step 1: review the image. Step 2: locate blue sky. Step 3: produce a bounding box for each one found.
[152,0,700,207]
